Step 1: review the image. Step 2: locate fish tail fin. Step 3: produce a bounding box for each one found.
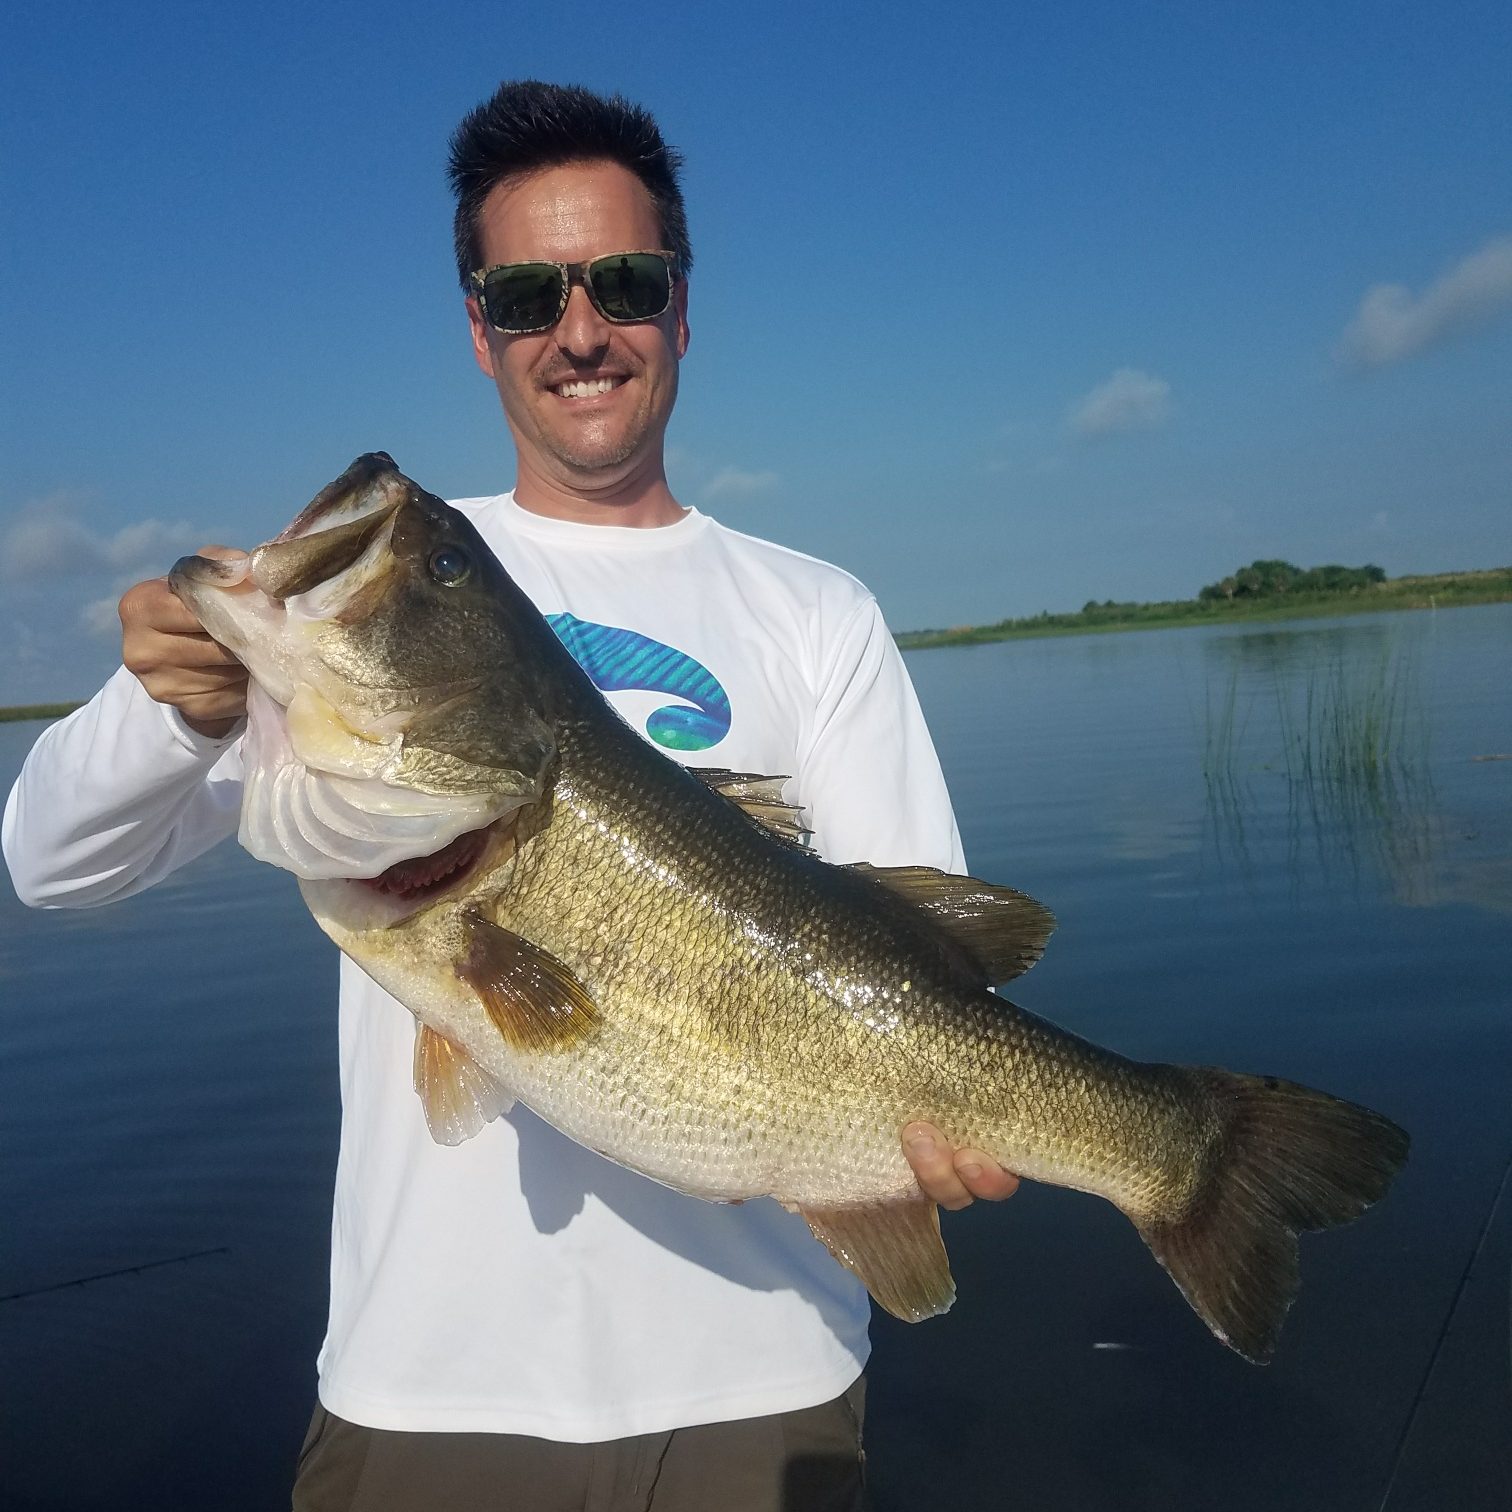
[1134,1069,1409,1363]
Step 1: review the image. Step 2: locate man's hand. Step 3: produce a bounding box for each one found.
[120,546,249,738]
[903,1122,1020,1210]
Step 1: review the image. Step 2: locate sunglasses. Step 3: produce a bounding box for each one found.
[470,250,678,334]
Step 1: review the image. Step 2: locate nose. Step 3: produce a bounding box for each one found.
[553,281,610,359]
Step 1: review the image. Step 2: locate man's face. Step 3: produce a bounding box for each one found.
[466,160,690,491]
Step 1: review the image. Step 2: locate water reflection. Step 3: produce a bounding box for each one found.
[1199,624,1444,904]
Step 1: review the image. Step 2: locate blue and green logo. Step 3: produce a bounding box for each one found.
[547,612,730,752]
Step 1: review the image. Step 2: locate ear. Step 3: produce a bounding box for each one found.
[671,279,690,360]
[466,295,498,378]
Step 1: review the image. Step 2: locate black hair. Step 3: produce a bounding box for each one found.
[447,80,692,290]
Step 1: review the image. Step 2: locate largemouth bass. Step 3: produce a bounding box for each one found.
[170,454,1409,1363]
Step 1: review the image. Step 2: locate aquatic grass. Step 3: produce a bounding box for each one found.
[1274,651,1422,789]
[1200,666,1257,875]
[1287,652,1438,904]
[1200,642,1440,902]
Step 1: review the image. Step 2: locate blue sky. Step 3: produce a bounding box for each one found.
[2,1,1509,702]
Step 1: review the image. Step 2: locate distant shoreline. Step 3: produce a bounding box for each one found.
[894,568,1512,651]
[3,572,1508,722]
[0,702,85,725]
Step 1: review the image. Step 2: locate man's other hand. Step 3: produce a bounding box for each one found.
[903,1122,1020,1209]
[120,545,249,738]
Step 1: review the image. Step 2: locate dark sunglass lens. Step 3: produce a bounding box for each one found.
[588,254,670,321]
[481,265,564,331]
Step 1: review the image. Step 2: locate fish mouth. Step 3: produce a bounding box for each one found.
[357,824,493,902]
[251,457,410,603]
[167,452,413,673]
[271,451,407,544]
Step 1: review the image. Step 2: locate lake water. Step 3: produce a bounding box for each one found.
[2,604,1509,1511]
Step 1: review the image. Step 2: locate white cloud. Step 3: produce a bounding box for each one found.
[80,594,125,636]
[1067,369,1173,437]
[700,466,779,502]
[1,515,100,575]
[0,508,201,580]
[1336,234,1512,368]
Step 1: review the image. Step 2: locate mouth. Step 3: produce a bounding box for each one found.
[549,375,627,400]
[356,824,494,902]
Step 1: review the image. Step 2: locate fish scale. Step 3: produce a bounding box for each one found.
[331,699,1225,1218]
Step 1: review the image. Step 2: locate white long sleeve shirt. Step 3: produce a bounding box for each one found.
[3,494,965,1441]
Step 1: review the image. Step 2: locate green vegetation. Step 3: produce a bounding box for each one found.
[1272,652,1419,789]
[0,702,84,724]
[1201,646,1439,903]
[1205,648,1424,795]
[897,564,1512,650]
[1198,558,1385,602]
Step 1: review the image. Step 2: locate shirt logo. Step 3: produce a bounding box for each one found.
[546,613,730,752]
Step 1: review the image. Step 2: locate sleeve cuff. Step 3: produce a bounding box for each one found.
[157,698,246,757]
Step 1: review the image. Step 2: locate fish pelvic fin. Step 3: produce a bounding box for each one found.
[1135,1070,1409,1364]
[457,914,602,1052]
[848,864,1056,984]
[412,1022,514,1145]
[799,1196,956,1322]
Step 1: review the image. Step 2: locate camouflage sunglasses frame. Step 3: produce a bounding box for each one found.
[468,250,678,334]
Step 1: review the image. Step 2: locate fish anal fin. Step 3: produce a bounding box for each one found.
[693,767,811,847]
[412,1022,513,1146]
[799,1196,957,1322]
[850,863,1056,984]
[457,914,601,1052]
[1134,1068,1410,1363]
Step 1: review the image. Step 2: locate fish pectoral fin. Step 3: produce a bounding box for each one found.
[694,768,812,847]
[457,914,601,1052]
[799,1196,957,1322]
[849,864,1057,984]
[412,1022,514,1145]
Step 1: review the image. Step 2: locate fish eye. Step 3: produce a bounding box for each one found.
[427,546,471,586]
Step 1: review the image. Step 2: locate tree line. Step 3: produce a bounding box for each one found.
[1196,559,1386,603]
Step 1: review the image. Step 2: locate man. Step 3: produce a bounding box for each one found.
[3,81,1014,1509]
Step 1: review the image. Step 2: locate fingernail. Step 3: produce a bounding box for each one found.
[959,1163,983,1180]
[908,1134,935,1157]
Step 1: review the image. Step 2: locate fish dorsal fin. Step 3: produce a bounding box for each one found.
[799,1196,956,1322]
[457,914,601,1051]
[412,1022,513,1146]
[849,864,1057,984]
[694,767,811,846]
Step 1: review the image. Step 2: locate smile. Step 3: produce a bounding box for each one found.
[551,377,625,399]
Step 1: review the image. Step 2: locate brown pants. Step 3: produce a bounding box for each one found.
[291,1378,869,1512]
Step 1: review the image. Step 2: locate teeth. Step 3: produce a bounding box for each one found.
[555,377,619,398]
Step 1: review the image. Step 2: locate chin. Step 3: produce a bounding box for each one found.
[548,430,652,476]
